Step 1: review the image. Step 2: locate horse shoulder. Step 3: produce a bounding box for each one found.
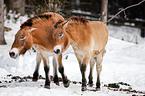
[66,22,92,52]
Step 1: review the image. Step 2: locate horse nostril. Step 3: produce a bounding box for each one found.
[56,49,60,53]
[9,52,15,57]
[54,49,61,54]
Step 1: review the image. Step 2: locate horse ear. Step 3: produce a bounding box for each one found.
[27,27,37,33]
[62,21,69,29]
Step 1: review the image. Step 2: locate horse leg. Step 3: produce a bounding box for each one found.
[41,56,50,89]
[88,57,95,87]
[79,55,90,91]
[33,53,41,81]
[95,51,104,90]
[55,54,70,88]
[53,56,59,86]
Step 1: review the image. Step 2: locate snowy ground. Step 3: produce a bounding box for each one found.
[0,12,145,96]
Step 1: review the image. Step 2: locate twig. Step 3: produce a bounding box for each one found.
[106,0,145,23]
[44,0,49,9]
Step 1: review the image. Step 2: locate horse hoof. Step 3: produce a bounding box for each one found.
[81,86,87,91]
[88,83,93,87]
[33,72,39,81]
[54,82,59,86]
[96,87,100,91]
[64,80,70,88]
[32,78,38,82]
[44,85,50,89]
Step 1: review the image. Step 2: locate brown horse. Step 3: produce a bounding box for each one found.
[9,12,70,89]
[52,16,108,91]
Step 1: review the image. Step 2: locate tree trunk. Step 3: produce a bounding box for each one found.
[0,0,6,45]
[100,0,108,23]
[9,0,25,15]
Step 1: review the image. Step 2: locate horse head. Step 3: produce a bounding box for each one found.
[52,21,70,55]
[9,27,37,59]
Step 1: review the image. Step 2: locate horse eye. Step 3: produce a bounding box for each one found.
[59,32,63,37]
[20,36,25,40]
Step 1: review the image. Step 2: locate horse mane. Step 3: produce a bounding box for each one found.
[54,20,64,28]
[69,16,88,23]
[54,16,88,28]
[20,14,52,29]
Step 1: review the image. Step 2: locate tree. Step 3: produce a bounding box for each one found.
[100,0,108,23]
[0,0,6,45]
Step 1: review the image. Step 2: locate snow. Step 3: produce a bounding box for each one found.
[72,10,92,15]
[108,24,145,44]
[0,13,145,96]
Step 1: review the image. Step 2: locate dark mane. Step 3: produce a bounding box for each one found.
[70,16,88,23]
[20,14,52,29]
[54,20,64,28]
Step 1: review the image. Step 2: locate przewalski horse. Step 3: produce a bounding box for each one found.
[53,16,108,91]
[9,12,70,89]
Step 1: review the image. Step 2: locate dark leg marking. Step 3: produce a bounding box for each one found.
[33,54,41,82]
[44,66,50,89]
[59,67,70,88]
[53,74,59,86]
[88,72,93,87]
[80,64,87,91]
[32,71,39,81]
[96,75,100,90]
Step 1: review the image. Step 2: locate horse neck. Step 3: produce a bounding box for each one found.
[30,24,54,50]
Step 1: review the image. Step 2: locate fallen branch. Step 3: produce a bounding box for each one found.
[106,0,145,23]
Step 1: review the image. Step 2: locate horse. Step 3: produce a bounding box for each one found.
[9,12,70,89]
[52,16,108,91]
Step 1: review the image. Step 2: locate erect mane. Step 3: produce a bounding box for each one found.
[20,14,52,29]
[54,20,64,28]
[69,16,88,23]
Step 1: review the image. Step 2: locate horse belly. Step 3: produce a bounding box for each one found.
[33,45,54,58]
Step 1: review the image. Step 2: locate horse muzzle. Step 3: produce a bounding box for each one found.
[53,45,62,55]
[9,48,19,59]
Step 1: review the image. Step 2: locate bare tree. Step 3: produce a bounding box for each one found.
[0,0,6,45]
[100,0,108,23]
